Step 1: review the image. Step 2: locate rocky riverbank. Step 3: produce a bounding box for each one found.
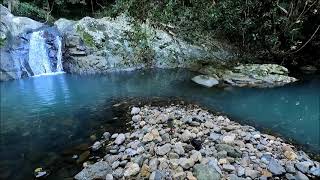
[74,104,320,180]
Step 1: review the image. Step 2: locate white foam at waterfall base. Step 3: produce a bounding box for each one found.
[28,31,53,75]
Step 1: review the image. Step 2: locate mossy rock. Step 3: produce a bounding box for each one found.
[76,25,96,48]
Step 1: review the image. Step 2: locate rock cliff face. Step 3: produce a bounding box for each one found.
[1,4,234,81]
[0,5,42,81]
[55,15,235,74]
[0,5,62,81]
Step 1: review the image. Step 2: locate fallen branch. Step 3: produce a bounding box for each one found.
[288,25,320,54]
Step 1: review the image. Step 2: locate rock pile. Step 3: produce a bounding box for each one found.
[75,105,319,180]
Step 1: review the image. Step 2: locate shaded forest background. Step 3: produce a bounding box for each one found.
[2,0,320,67]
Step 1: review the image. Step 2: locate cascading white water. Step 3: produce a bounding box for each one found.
[28,31,53,75]
[28,30,64,76]
[55,36,63,72]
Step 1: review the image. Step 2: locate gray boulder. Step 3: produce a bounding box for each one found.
[199,64,298,88]
[268,158,286,175]
[191,75,219,87]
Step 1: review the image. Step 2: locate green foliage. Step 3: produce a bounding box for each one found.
[129,22,155,66]
[13,2,55,22]
[0,38,6,47]
[98,0,320,62]
[4,0,319,63]
[76,25,96,48]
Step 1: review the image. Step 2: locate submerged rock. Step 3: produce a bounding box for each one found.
[300,65,318,74]
[191,75,219,87]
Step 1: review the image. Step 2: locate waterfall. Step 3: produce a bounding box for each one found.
[28,30,63,76]
[55,36,63,72]
[28,31,53,75]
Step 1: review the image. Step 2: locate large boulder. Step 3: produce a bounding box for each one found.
[55,15,234,74]
[191,75,219,87]
[199,64,297,87]
[0,5,43,41]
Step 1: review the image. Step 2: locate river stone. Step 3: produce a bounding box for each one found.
[284,150,298,160]
[181,130,193,142]
[286,173,296,180]
[237,166,245,176]
[112,161,120,169]
[223,164,235,172]
[222,134,236,144]
[244,168,260,179]
[174,142,185,155]
[114,134,125,145]
[216,144,241,158]
[103,132,111,140]
[131,107,141,115]
[123,162,140,177]
[179,158,195,169]
[191,75,219,87]
[132,115,141,122]
[112,167,124,179]
[268,158,286,175]
[193,164,221,180]
[173,172,186,180]
[295,161,313,173]
[156,143,171,156]
[286,162,296,173]
[74,161,112,180]
[92,141,102,151]
[149,158,160,171]
[295,171,309,180]
[149,170,165,180]
[310,166,320,176]
[209,132,221,141]
[229,174,246,180]
[143,129,161,142]
[105,174,113,180]
[140,164,151,177]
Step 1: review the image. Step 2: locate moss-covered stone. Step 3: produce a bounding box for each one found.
[197,63,297,88]
[0,38,6,47]
[76,25,96,48]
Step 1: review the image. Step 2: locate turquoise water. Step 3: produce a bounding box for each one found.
[0,69,319,179]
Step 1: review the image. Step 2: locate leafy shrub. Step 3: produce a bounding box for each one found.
[98,0,320,63]
[13,2,55,23]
